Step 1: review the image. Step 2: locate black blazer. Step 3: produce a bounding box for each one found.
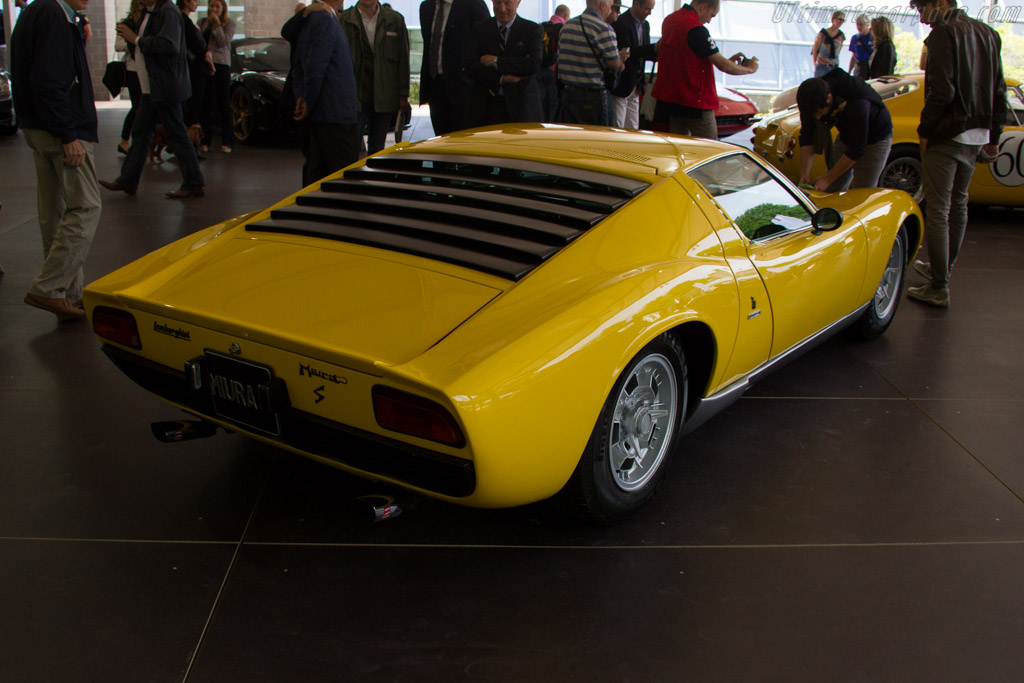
[868,38,897,79]
[611,10,657,98]
[419,0,490,104]
[464,16,543,125]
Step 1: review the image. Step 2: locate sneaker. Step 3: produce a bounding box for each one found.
[907,284,949,308]
[221,146,232,154]
[912,260,932,280]
[199,145,209,153]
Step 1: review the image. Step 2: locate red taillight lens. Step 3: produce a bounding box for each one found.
[92,306,142,349]
[372,386,464,447]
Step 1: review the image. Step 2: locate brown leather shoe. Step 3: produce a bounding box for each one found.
[165,187,205,199]
[24,293,86,321]
[99,179,136,195]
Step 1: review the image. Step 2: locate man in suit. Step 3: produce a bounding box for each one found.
[420,0,490,135]
[293,0,359,185]
[611,0,657,129]
[464,0,543,127]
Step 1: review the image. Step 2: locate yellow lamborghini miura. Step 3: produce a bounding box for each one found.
[85,126,923,523]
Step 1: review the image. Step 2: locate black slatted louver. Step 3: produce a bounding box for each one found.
[245,154,650,281]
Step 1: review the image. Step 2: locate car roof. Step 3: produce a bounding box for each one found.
[244,126,741,281]
[403,124,739,179]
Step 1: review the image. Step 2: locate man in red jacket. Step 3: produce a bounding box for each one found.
[651,0,758,139]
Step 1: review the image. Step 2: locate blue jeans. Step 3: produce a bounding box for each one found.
[117,95,205,192]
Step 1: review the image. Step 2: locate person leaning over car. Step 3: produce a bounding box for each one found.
[796,68,893,192]
[906,0,1005,309]
[10,0,102,321]
[651,0,757,140]
[341,0,411,155]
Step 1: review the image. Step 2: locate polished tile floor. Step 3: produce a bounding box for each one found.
[2,111,1024,681]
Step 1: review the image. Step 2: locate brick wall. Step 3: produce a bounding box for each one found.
[244,0,297,38]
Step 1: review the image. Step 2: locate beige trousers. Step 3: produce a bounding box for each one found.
[23,128,102,302]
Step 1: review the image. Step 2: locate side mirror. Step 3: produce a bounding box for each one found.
[811,207,843,234]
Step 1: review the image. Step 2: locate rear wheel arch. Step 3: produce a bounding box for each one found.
[667,321,715,418]
[901,213,922,265]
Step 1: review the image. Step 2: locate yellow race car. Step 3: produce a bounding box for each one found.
[752,74,1024,206]
[85,126,922,523]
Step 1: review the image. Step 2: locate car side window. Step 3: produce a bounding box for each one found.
[688,154,812,240]
[1007,87,1024,127]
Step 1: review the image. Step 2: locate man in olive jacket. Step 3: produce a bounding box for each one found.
[101,0,205,198]
[341,0,411,155]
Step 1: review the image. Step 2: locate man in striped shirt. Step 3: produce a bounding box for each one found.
[556,0,627,125]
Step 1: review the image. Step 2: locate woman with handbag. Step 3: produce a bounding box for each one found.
[115,0,146,155]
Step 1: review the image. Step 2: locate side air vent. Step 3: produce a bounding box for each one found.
[245,154,651,281]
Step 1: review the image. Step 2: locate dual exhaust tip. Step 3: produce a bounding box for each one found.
[150,419,419,522]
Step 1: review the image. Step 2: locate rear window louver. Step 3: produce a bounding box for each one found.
[245,153,651,281]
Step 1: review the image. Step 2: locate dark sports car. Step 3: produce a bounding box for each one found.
[230,37,293,144]
[0,68,17,135]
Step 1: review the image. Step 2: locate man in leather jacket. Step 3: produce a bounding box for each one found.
[907,0,1006,308]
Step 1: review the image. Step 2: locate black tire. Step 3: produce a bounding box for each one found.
[230,87,257,144]
[853,224,908,340]
[880,144,925,207]
[557,334,688,524]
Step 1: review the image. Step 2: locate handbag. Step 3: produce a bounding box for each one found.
[578,17,619,92]
[102,60,127,98]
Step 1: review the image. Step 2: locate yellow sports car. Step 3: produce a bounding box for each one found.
[85,126,922,523]
[752,74,1024,206]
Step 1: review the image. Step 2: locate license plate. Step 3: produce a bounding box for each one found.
[205,351,284,436]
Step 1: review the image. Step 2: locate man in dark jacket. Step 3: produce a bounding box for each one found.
[463,0,543,127]
[611,0,657,128]
[795,68,893,192]
[341,0,411,155]
[419,0,490,135]
[293,0,359,185]
[11,0,101,321]
[906,0,1006,308]
[101,0,206,198]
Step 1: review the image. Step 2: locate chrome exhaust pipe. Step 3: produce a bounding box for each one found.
[352,494,418,522]
[151,419,218,443]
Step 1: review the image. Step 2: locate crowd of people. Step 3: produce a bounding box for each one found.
[7,0,1007,321]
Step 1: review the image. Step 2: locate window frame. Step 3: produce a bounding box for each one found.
[686,150,820,243]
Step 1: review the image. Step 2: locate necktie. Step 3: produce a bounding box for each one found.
[499,24,507,49]
[429,0,444,78]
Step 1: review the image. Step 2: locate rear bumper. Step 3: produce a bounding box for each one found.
[102,344,477,498]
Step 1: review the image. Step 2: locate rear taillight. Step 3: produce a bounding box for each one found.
[92,306,142,349]
[372,386,464,447]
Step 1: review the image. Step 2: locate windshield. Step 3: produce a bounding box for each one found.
[234,40,291,73]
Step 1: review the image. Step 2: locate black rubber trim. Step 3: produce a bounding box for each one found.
[102,345,476,497]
